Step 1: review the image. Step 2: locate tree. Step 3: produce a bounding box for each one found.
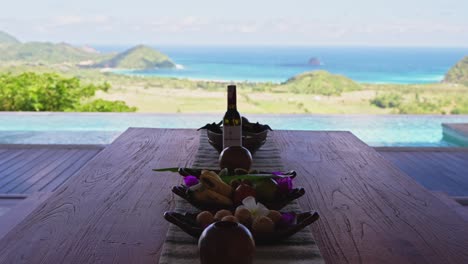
[0,72,136,112]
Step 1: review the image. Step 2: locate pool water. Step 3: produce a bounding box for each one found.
[1,113,468,146]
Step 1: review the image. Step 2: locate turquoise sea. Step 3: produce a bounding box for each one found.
[95,45,468,84]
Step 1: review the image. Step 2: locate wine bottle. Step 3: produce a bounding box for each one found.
[222,85,242,149]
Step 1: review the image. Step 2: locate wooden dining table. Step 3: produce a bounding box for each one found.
[0,128,467,264]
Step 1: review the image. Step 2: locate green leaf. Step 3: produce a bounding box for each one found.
[152,167,180,172]
[220,174,276,184]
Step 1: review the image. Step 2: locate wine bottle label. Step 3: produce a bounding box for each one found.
[223,126,242,148]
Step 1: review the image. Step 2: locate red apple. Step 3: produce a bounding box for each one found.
[233,184,256,205]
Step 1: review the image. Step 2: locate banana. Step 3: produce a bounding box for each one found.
[200,170,233,197]
[192,188,233,206]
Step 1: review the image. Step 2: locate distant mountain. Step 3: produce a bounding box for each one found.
[0,31,20,45]
[445,56,468,86]
[94,45,175,70]
[0,41,108,63]
[281,70,361,95]
[0,31,176,70]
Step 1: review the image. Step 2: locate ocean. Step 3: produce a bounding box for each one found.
[94,45,468,84]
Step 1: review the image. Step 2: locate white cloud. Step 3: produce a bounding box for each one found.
[54,15,84,26]
[1,15,467,46]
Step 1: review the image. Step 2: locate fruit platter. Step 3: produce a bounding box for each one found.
[164,196,319,244]
[198,117,272,154]
[155,167,305,211]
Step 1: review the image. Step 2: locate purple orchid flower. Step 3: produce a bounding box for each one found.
[278,212,296,227]
[275,177,293,194]
[184,175,199,187]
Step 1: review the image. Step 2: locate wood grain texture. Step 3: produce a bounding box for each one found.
[0,146,101,194]
[1,129,468,264]
[0,192,52,241]
[431,192,468,222]
[271,130,468,264]
[0,128,199,264]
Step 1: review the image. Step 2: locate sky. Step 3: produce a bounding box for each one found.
[0,0,467,46]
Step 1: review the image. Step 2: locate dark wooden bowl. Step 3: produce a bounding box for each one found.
[207,129,268,154]
[172,185,305,211]
[163,211,319,244]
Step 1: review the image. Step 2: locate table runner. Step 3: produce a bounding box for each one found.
[159,131,324,263]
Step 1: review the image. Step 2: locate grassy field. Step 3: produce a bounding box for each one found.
[1,63,468,114]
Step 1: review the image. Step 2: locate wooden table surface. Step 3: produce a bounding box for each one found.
[0,128,467,264]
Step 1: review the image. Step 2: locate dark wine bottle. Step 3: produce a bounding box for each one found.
[222,85,242,149]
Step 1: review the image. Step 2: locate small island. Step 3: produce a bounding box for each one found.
[308,57,322,66]
[92,45,176,70]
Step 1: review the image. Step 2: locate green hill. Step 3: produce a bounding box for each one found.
[95,45,175,70]
[445,56,468,86]
[0,42,107,63]
[0,31,20,45]
[280,70,361,95]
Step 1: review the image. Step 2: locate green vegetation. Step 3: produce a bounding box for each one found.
[94,45,175,69]
[75,99,137,112]
[0,31,20,45]
[0,31,467,114]
[279,70,361,95]
[0,41,107,64]
[0,72,136,112]
[445,56,468,86]
[370,93,402,108]
[0,31,173,69]
[451,99,468,114]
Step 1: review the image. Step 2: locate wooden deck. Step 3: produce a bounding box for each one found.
[0,145,103,219]
[376,147,468,196]
[0,144,103,195]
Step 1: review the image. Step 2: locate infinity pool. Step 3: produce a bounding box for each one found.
[1,113,468,146]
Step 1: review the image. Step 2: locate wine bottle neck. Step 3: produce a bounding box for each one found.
[227,85,237,110]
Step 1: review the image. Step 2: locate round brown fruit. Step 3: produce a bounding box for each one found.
[234,207,252,225]
[267,210,282,224]
[214,209,232,221]
[221,215,239,223]
[196,211,214,227]
[252,216,275,233]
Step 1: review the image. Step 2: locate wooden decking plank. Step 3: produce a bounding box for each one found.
[23,149,95,193]
[0,192,52,241]
[0,149,65,193]
[0,149,13,158]
[381,152,466,195]
[442,151,468,166]
[38,149,101,192]
[432,192,468,222]
[416,151,468,190]
[10,149,84,194]
[0,149,28,168]
[378,150,468,196]
[0,144,106,150]
[0,149,73,193]
[0,148,50,179]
